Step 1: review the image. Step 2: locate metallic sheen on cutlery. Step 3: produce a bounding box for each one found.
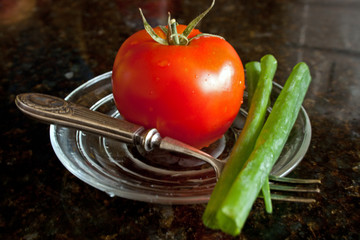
[15,93,225,177]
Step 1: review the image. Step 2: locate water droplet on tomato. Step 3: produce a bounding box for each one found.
[158,60,170,67]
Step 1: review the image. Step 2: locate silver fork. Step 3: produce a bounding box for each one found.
[15,93,321,203]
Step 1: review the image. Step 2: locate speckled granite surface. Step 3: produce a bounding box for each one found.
[1,0,359,239]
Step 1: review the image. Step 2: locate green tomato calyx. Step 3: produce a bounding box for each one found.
[139,0,222,46]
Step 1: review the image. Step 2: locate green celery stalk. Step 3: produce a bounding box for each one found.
[215,62,312,236]
[261,178,272,213]
[245,61,261,106]
[202,55,276,228]
[245,61,273,213]
[245,61,273,214]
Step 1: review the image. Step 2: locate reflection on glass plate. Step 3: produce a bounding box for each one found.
[49,71,311,205]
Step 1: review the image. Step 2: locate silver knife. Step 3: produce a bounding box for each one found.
[15,93,225,178]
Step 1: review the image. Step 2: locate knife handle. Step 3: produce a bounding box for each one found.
[15,93,147,145]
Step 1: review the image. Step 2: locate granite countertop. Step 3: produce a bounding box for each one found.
[1,0,359,239]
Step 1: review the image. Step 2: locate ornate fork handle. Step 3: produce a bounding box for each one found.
[16,93,152,146]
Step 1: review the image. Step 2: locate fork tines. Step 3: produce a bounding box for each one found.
[266,175,321,203]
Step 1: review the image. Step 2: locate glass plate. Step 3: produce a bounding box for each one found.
[49,71,311,205]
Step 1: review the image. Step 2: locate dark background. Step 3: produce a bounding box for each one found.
[1,0,359,239]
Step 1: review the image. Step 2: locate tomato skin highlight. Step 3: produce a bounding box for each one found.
[112,25,245,149]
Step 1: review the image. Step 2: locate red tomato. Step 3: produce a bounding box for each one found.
[112,25,245,149]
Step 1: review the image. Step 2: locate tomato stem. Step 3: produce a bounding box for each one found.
[170,19,180,45]
[139,0,217,46]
